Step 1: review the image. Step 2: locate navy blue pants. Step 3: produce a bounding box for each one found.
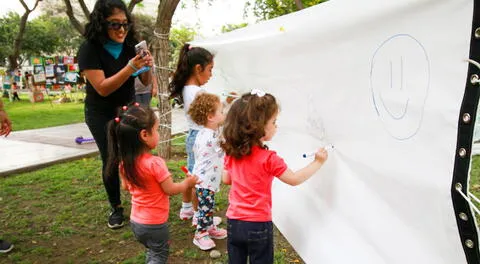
[227,219,273,264]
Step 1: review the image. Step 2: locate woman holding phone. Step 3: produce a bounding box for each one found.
[77,0,153,229]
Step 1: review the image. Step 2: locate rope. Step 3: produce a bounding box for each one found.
[456,187,480,216]
[468,191,480,205]
[153,30,169,40]
[157,133,187,144]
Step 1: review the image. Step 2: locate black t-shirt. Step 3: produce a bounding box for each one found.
[78,40,136,110]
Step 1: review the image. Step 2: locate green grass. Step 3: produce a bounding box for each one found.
[0,138,304,263]
[2,93,85,131]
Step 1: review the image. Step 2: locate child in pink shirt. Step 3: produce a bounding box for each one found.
[106,103,198,264]
[221,91,329,264]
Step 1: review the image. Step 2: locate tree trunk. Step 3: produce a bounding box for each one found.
[152,0,180,159]
[294,0,304,10]
[8,0,41,71]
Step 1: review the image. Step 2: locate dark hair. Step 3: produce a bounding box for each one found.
[188,93,221,126]
[84,0,137,46]
[221,92,279,159]
[106,103,157,189]
[169,43,213,100]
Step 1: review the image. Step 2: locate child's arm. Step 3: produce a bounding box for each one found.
[119,168,128,190]
[278,148,328,186]
[222,170,231,185]
[160,175,198,195]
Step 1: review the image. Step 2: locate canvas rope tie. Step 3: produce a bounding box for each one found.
[153,30,169,40]
[157,133,187,145]
[466,59,480,84]
[455,183,480,216]
[153,65,173,72]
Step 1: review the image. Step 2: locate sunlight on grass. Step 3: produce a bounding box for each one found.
[3,93,84,131]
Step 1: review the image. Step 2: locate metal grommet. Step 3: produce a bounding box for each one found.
[459,148,467,157]
[455,182,463,191]
[465,239,474,248]
[459,212,468,221]
[476,27,480,39]
[471,74,480,84]
[463,113,471,123]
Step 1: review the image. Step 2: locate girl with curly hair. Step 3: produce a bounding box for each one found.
[221,91,329,264]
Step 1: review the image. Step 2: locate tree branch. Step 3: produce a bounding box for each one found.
[128,0,143,13]
[294,0,304,10]
[78,0,90,19]
[63,0,85,35]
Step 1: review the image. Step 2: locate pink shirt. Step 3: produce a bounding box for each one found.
[224,145,288,222]
[121,153,171,225]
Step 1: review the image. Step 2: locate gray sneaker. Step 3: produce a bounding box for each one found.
[0,240,13,253]
[108,207,125,229]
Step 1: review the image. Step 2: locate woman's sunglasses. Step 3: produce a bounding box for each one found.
[106,21,131,31]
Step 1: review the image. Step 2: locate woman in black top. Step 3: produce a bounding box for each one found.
[78,0,153,229]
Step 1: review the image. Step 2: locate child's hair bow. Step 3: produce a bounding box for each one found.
[250,88,266,97]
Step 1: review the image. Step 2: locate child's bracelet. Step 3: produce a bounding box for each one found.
[127,60,138,72]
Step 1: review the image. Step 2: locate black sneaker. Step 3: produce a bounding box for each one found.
[0,240,14,253]
[108,207,125,229]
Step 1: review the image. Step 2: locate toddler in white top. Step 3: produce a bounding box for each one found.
[188,92,227,250]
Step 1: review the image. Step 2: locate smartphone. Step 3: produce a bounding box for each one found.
[135,40,148,58]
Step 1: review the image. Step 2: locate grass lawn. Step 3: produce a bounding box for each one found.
[0,138,304,263]
[2,93,85,131]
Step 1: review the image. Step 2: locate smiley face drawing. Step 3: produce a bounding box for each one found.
[370,34,430,140]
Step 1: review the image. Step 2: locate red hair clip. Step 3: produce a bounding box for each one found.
[114,117,120,123]
[122,105,128,111]
[134,102,140,107]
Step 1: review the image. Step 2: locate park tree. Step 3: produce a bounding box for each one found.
[245,0,327,21]
[8,0,42,71]
[0,13,74,67]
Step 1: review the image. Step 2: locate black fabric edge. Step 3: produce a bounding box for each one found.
[452,1,480,263]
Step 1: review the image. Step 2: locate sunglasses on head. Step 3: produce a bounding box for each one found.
[106,21,131,31]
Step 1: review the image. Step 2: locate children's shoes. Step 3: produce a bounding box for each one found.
[179,207,194,220]
[193,231,216,250]
[207,225,227,239]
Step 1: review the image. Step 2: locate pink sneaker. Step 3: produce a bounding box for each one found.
[192,216,222,227]
[179,207,194,220]
[193,231,216,250]
[207,225,227,239]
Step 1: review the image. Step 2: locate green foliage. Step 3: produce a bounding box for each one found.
[221,23,249,33]
[0,12,82,67]
[169,26,197,68]
[246,0,328,21]
[134,13,156,46]
[0,12,21,66]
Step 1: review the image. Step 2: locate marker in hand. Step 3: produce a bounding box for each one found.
[181,166,202,184]
[302,144,334,158]
[181,166,189,175]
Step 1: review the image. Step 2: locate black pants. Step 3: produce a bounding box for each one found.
[130,220,170,264]
[227,219,274,264]
[85,105,120,207]
[12,92,20,101]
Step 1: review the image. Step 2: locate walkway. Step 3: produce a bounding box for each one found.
[0,108,186,177]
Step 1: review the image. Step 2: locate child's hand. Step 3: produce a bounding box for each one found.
[314,148,328,164]
[185,174,200,188]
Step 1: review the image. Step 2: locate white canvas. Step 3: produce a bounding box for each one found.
[195,0,476,263]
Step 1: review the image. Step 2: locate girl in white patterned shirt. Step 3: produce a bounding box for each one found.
[188,93,227,250]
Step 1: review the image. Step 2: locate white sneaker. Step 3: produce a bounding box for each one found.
[193,231,216,250]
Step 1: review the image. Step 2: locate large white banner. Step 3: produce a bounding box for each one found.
[196,0,477,263]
